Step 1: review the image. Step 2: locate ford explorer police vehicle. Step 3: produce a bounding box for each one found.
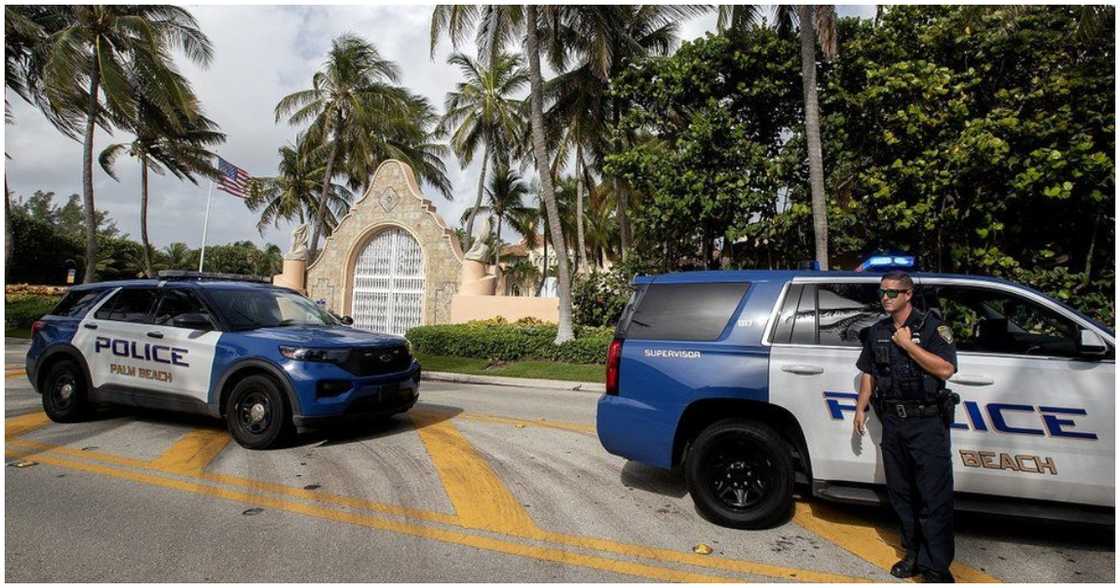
[25,272,421,449]
[597,260,1114,529]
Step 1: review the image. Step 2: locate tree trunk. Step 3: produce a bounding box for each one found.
[464,144,490,248]
[309,135,341,261]
[140,159,153,277]
[5,176,11,267]
[799,5,830,271]
[537,211,549,296]
[612,106,630,259]
[81,57,101,284]
[575,144,588,274]
[527,6,574,343]
[494,214,503,295]
[1083,212,1100,288]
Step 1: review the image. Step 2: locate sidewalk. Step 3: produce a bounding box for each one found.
[421,370,605,394]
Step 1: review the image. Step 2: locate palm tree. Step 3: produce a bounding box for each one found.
[719,5,837,269]
[438,51,528,248]
[275,34,411,258]
[544,6,700,261]
[162,242,197,269]
[99,70,224,277]
[36,6,213,283]
[459,162,535,267]
[247,134,353,236]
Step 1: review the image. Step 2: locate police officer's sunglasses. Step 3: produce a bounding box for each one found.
[879,288,910,299]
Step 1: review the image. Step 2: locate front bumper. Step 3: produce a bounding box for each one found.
[289,361,421,428]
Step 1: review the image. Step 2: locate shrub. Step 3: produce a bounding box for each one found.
[572,270,634,328]
[407,319,614,365]
[6,293,62,328]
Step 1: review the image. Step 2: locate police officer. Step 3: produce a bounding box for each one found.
[854,270,958,583]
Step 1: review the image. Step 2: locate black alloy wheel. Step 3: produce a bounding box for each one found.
[225,374,293,449]
[42,359,90,423]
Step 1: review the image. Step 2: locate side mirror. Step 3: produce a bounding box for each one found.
[340,315,354,326]
[173,312,215,331]
[1077,328,1108,357]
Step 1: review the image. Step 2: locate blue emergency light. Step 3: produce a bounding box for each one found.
[855,254,916,272]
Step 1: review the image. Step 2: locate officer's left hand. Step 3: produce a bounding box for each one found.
[891,326,915,350]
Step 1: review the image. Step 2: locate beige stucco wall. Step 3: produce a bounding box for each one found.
[450,295,559,324]
[306,159,463,326]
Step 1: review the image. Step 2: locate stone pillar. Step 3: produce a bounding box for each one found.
[273,258,307,293]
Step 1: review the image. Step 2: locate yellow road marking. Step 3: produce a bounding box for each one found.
[6,368,27,379]
[411,412,539,535]
[5,411,51,439]
[412,406,596,435]
[149,428,231,474]
[793,501,1000,583]
[5,412,870,582]
[5,448,746,583]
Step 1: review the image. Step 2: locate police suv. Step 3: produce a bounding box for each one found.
[597,260,1114,528]
[25,272,421,449]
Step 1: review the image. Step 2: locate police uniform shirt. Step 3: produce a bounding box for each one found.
[856,310,958,402]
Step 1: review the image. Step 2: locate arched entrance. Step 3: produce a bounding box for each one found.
[350,226,424,335]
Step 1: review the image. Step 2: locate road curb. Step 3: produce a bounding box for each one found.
[421,370,605,394]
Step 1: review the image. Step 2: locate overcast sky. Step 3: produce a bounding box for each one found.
[3,5,875,254]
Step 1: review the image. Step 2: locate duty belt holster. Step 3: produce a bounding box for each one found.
[937,389,961,427]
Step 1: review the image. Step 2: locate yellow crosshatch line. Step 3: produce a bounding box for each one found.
[3,408,976,583]
[6,368,27,379]
[793,501,1000,583]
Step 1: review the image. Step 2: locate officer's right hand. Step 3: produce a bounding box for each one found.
[853,409,866,436]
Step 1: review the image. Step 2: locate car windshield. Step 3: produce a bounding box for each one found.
[209,288,338,330]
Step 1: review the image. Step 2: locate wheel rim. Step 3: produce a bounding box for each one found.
[702,433,779,511]
[52,372,76,411]
[236,390,272,435]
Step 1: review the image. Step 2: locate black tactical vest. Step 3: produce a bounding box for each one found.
[869,311,944,403]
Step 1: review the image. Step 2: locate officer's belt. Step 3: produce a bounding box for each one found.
[880,399,941,419]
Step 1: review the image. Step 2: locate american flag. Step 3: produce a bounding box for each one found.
[216,156,251,199]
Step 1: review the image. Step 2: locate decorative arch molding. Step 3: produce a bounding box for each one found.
[306,159,462,328]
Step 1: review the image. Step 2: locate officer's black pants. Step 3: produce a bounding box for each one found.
[881,413,954,575]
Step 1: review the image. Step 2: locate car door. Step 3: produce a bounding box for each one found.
[74,286,160,394]
[921,280,1114,507]
[148,287,223,405]
[766,277,889,485]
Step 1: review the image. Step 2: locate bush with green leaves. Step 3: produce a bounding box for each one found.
[6,294,62,328]
[407,317,614,365]
[572,270,634,328]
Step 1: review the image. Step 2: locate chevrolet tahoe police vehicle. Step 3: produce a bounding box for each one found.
[597,260,1114,529]
[25,272,421,449]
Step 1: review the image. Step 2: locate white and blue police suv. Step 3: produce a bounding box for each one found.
[597,259,1113,529]
[25,272,421,449]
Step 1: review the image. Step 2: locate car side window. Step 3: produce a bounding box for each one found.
[790,285,817,345]
[816,283,886,347]
[52,290,107,318]
[153,289,212,326]
[94,288,158,323]
[770,284,804,344]
[927,285,1086,358]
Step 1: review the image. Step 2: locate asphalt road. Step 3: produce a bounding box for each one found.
[4,339,1114,582]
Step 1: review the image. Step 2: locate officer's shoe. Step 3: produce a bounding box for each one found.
[889,558,920,579]
[920,569,955,583]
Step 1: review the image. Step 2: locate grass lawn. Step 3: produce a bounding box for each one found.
[414,352,604,383]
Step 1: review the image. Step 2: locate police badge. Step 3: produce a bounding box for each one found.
[937,324,954,345]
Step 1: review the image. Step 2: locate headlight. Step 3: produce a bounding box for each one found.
[279,346,349,363]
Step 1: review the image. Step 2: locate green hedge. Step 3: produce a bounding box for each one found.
[6,294,62,328]
[406,318,614,365]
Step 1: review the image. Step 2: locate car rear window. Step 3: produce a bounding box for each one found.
[51,289,108,319]
[621,282,749,341]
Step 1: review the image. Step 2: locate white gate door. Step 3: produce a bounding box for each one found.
[351,227,424,336]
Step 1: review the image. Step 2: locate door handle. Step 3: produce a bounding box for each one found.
[949,374,994,386]
[146,331,164,339]
[781,364,824,375]
[82,323,98,330]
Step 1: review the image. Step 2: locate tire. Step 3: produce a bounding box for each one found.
[41,359,91,423]
[685,418,794,529]
[224,374,294,450]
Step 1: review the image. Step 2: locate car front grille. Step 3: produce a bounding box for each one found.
[341,345,412,376]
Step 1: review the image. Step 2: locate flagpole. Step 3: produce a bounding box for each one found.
[198,179,215,272]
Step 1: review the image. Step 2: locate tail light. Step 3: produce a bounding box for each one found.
[30,320,45,339]
[605,338,623,396]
